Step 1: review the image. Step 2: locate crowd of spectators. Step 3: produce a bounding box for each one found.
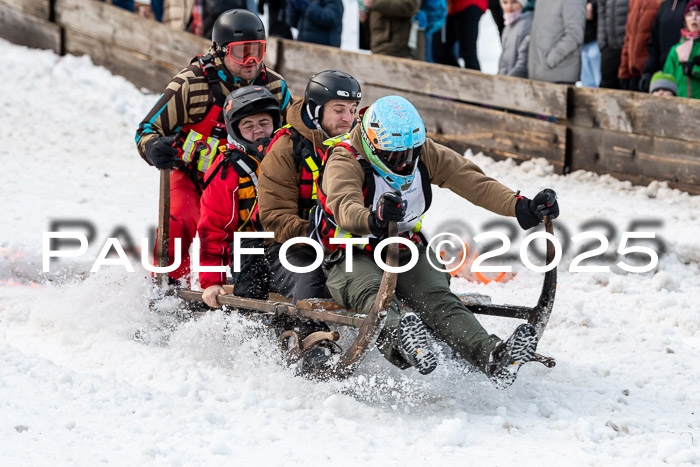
[105,0,700,98]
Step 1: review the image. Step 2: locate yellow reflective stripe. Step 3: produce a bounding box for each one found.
[322,133,350,147]
[181,131,204,163]
[413,215,425,233]
[305,156,320,199]
[181,130,219,172]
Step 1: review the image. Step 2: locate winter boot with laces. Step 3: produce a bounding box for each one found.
[487,323,538,389]
[395,312,438,375]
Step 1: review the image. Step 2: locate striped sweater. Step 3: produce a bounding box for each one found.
[135,47,293,164]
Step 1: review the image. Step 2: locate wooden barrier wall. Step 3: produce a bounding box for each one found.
[2,0,699,193]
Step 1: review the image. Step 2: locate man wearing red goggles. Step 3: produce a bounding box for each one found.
[135,9,292,286]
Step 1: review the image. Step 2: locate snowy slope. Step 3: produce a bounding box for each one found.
[2,35,700,467]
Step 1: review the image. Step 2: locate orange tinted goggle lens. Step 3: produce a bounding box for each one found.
[226,41,266,65]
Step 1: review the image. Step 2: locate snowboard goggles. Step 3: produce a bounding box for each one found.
[375,146,422,173]
[224,40,266,66]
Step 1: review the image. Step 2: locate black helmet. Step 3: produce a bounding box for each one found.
[304,70,362,123]
[224,86,281,151]
[212,9,265,48]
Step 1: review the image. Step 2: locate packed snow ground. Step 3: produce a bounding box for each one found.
[1,31,699,466]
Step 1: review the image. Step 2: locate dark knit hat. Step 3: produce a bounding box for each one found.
[685,0,700,15]
[649,72,678,96]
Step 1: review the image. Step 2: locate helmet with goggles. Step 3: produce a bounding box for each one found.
[224,86,280,153]
[305,70,362,126]
[360,95,426,192]
[213,9,266,66]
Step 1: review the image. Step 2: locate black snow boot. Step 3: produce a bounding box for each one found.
[487,323,538,389]
[395,312,438,375]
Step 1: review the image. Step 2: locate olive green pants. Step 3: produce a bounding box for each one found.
[325,244,501,372]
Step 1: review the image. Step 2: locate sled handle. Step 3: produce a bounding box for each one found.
[529,217,557,339]
[333,222,399,378]
[155,169,171,287]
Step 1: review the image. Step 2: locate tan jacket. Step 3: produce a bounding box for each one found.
[258,100,328,243]
[322,126,518,235]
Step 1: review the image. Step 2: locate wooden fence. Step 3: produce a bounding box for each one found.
[3,0,699,193]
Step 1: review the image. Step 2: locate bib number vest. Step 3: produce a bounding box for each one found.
[314,142,432,251]
[176,54,228,174]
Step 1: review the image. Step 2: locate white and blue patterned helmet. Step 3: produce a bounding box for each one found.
[360,96,426,192]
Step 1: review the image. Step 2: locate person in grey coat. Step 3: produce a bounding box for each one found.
[498,0,534,78]
[527,0,586,84]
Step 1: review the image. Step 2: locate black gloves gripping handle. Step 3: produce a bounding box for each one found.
[368,192,406,237]
[515,188,560,230]
[145,136,180,169]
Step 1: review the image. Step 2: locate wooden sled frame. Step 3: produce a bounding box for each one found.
[175,219,558,379]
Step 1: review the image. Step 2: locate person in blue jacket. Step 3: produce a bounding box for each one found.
[286,0,344,47]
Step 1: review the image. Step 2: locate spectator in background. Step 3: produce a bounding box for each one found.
[489,0,505,35]
[528,0,586,84]
[641,0,689,91]
[597,0,629,89]
[618,0,663,91]
[497,0,532,77]
[663,0,700,97]
[364,0,421,58]
[648,70,678,95]
[101,0,135,11]
[433,0,488,70]
[201,0,248,39]
[259,0,294,39]
[287,0,344,47]
[581,0,601,87]
[162,0,195,30]
[415,0,448,61]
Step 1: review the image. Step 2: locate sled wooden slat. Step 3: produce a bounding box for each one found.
[155,169,170,287]
[176,290,364,328]
[333,223,399,378]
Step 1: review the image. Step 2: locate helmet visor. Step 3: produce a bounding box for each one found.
[225,40,266,65]
[374,146,422,174]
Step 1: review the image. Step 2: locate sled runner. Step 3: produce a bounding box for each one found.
[173,218,558,379]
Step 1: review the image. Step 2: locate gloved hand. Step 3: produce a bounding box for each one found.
[638,73,652,92]
[515,189,560,230]
[368,192,406,237]
[618,78,630,90]
[145,136,179,169]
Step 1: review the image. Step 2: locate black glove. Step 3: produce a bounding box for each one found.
[694,55,700,66]
[638,73,652,92]
[619,78,630,90]
[145,136,179,169]
[368,192,406,237]
[515,189,560,230]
